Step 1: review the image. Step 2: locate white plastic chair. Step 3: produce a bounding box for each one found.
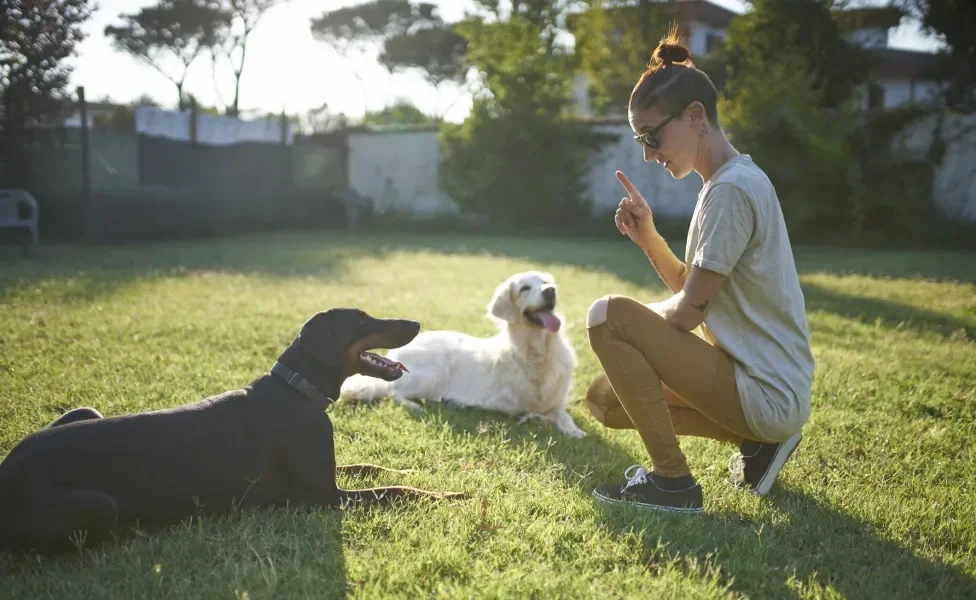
[0,189,39,254]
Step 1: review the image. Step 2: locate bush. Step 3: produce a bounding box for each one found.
[719,46,861,237]
[438,15,613,230]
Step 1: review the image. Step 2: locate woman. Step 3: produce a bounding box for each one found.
[586,34,816,513]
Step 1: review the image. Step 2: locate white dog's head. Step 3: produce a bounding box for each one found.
[487,271,562,333]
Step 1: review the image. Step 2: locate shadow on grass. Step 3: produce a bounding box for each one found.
[0,507,350,598]
[594,485,976,599]
[407,400,641,488]
[404,402,975,598]
[802,281,975,339]
[2,231,973,338]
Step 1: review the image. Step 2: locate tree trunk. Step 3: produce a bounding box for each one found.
[229,74,241,117]
[230,41,248,117]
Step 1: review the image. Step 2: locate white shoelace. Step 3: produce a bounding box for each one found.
[622,465,649,490]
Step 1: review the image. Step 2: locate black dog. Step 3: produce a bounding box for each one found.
[0,308,466,555]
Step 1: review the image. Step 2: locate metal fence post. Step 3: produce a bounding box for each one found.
[77,86,92,242]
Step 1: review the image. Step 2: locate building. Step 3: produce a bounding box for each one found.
[567,0,941,117]
[61,101,130,129]
[833,6,941,110]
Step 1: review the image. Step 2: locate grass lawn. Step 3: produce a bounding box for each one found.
[1,231,974,599]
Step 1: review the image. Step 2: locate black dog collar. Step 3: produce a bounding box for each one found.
[271,362,330,404]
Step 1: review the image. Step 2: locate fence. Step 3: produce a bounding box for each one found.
[1,87,347,243]
[4,88,974,245]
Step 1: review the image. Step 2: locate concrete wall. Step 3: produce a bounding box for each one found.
[348,114,976,224]
[896,111,976,223]
[584,122,700,219]
[346,129,458,216]
[346,122,700,220]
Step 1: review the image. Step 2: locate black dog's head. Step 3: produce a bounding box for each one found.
[295,308,420,382]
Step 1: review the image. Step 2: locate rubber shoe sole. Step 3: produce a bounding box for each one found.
[591,488,704,514]
[752,432,802,497]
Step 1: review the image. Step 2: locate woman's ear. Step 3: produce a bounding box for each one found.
[686,101,706,125]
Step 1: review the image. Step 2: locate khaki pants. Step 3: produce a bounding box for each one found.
[586,295,758,477]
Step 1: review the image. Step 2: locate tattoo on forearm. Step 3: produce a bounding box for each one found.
[644,250,663,273]
[693,301,709,313]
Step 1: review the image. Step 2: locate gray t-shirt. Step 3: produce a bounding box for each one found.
[685,154,815,442]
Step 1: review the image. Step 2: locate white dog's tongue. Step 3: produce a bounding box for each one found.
[537,311,561,332]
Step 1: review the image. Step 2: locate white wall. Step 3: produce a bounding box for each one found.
[347,129,458,217]
[348,123,700,220]
[687,22,725,57]
[896,112,976,223]
[585,122,700,219]
[573,73,594,118]
[348,113,976,224]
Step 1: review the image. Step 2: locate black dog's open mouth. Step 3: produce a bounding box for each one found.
[524,303,561,332]
[359,351,408,381]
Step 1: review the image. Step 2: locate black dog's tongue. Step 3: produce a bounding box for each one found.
[535,310,561,332]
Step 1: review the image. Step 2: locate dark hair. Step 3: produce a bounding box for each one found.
[628,28,720,126]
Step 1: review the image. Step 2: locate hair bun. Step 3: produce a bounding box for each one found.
[655,43,690,67]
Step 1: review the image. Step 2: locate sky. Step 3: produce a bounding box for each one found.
[68,0,944,125]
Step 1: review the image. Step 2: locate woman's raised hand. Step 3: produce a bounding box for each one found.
[614,170,657,250]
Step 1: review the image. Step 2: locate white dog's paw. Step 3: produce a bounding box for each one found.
[555,411,586,438]
[560,423,586,438]
[519,412,586,438]
[393,395,426,412]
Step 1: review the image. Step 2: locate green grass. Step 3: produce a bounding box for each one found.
[1,231,974,599]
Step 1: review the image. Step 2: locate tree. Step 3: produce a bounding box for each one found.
[898,0,976,111]
[1,0,92,187]
[380,24,468,117]
[439,2,612,227]
[1,0,92,122]
[310,0,442,112]
[362,98,435,127]
[718,0,937,239]
[722,0,870,110]
[572,0,671,115]
[717,0,871,236]
[105,0,228,111]
[209,0,281,116]
[719,44,860,233]
[380,26,466,87]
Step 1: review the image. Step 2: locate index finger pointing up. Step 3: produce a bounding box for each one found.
[616,170,639,199]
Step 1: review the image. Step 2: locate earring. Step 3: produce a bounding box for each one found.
[700,124,709,138]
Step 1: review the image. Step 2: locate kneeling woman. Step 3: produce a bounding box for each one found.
[586,34,816,513]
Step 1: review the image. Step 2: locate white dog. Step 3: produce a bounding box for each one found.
[339,271,585,438]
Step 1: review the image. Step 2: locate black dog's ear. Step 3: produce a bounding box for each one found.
[297,312,348,368]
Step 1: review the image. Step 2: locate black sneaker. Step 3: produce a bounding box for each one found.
[729,432,802,496]
[592,465,704,513]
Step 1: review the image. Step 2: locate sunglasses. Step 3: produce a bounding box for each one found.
[633,111,680,149]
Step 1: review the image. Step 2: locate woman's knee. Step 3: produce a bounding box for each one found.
[586,295,613,328]
[587,295,656,330]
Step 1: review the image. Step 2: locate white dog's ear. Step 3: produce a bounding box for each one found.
[488,279,520,324]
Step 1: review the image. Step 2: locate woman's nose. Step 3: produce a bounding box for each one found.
[643,145,658,163]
